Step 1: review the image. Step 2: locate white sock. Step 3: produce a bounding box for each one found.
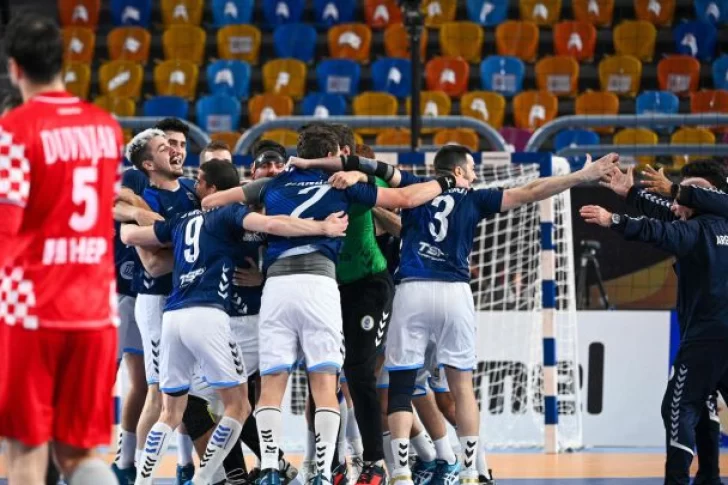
[391,438,411,478]
[68,458,118,485]
[256,406,283,471]
[115,429,136,468]
[337,398,349,465]
[433,436,456,465]
[459,436,479,477]
[476,445,491,479]
[411,430,436,462]
[314,407,341,480]
[346,406,364,456]
[382,431,395,474]
[134,448,142,468]
[195,416,244,483]
[212,466,227,483]
[176,432,194,467]
[305,428,316,462]
[136,422,174,484]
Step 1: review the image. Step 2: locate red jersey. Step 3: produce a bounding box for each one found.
[0,91,122,330]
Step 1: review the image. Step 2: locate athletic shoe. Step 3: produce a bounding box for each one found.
[307,472,332,485]
[282,460,301,485]
[177,464,195,484]
[478,472,496,485]
[226,468,252,485]
[111,463,136,485]
[432,460,460,485]
[259,468,283,485]
[350,455,364,483]
[355,461,387,485]
[411,458,437,485]
[332,462,349,485]
[301,460,317,482]
[248,467,262,484]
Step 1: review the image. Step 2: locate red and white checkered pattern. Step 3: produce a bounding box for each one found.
[0,266,38,329]
[0,126,31,208]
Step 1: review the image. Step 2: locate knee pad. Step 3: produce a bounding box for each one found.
[387,369,418,415]
[182,395,216,441]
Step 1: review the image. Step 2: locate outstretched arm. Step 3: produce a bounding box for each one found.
[289,155,410,187]
[625,187,677,221]
[677,185,728,219]
[242,211,349,238]
[120,224,165,248]
[375,176,467,210]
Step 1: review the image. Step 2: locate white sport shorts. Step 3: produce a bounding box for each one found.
[117,294,143,359]
[134,294,166,385]
[230,315,260,377]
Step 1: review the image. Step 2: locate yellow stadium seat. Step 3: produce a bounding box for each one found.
[328,23,373,63]
[513,90,558,130]
[62,27,95,64]
[247,94,294,126]
[634,0,675,26]
[384,23,427,59]
[93,95,136,117]
[352,92,399,135]
[98,60,143,100]
[572,0,614,26]
[261,129,299,148]
[495,21,539,63]
[154,60,199,99]
[439,22,484,63]
[575,91,619,134]
[406,90,452,134]
[162,25,206,64]
[210,131,241,149]
[598,55,642,97]
[460,91,506,129]
[62,63,91,99]
[217,25,262,65]
[422,0,457,28]
[613,20,657,62]
[519,0,562,26]
[262,59,307,101]
[670,127,715,167]
[658,55,701,97]
[123,128,134,144]
[376,128,418,147]
[613,128,658,167]
[58,0,100,30]
[433,128,480,151]
[535,55,580,97]
[160,0,204,27]
[107,27,151,63]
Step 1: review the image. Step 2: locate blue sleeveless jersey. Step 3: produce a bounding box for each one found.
[115,169,149,297]
[229,230,264,317]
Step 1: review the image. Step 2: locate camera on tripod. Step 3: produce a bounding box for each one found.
[577,239,613,310]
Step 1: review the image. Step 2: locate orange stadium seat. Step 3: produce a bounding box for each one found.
[162,25,206,64]
[575,91,620,133]
[496,21,539,63]
[535,55,580,97]
[261,129,299,147]
[154,60,199,99]
[384,23,428,59]
[93,95,136,117]
[670,127,715,167]
[613,20,657,62]
[123,129,134,144]
[553,21,597,62]
[598,55,642,97]
[210,131,241,149]
[513,90,558,130]
[519,0,562,26]
[352,92,399,135]
[433,128,480,151]
[425,56,470,97]
[691,89,728,132]
[61,27,95,64]
[262,59,307,100]
[460,91,506,129]
[658,55,701,96]
[217,25,262,65]
[98,60,143,100]
[634,0,675,26]
[422,0,457,28]
[58,0,100,30]
[439,22,484,64]
[62,63,91,99]
[572,0,614,26]
[406,90,451,133]
[247,93,294,126]
[613,127,658,167]
[107,27,151,63]
[160,0,204,27]
[376,128,417,147]
[364,0,402,29]
[328,23,373,63]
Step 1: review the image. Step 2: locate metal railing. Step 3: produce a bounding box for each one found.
[557,144,728,157]
[117,117,211,147]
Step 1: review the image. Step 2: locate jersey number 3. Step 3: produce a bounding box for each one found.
[429,195,455,243]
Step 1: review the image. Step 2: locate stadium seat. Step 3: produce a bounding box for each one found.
[376,129,417,147]
[352,92,399,135]
[110,0,151,27]
[535,56,580,97]
[439,21,485,63]
[634,0,675,26]
[160,0,204,27]
[499,126,532,152]
[262,59,308,100]
[513,90,558,130]
[210,131,241,149]
[206,60,251,99]
[143,95,189,118]
[371,58,413,99]
[98,60,143,100]
[613,20,657,62]
[58,0,101,30]
[425,56,470,97]
[553,21,597,62]
[122,129,134,144]
[154,60,199,99]
[211,0,254,26]
[384,23,428,59]
[460,90,506,129]
[613,128,659,167]
[63,63,91,99]
[328,23,373,63]
[261,129,299,147]
[301,92,348,117]
[495,21,539,62]
[314,0,356,29]
[694,0,728,25]
[107,27,151,63]
[572,0,614,26]
[364,0,402,29]
[635,90,680,116]
[433,128,480,151]
[263,0,305,28]
[406,90,452,134]
[479,56,525,97]
[657,55,701,96]
[422,0,458,28]
[62,27,95,64]
[196,94,242,132]
[316,59,362,96]
[690,89,728,132]
[217,25,262,64]
[466,0,509,26]
[94,95,136,117]
[248,93,294,125]
[273,24,318,63]
[553,128,600,169]
[598,55,642,97]
[574,91,619,133]
[670,127,715,167]
[519,0,562,26]
[713,54,728,91]
[673,20,717,62]
[162,25,206,64]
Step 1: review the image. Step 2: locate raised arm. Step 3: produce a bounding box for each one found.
[242,211,349,238]
[625,187,677,221]
[202,177,272,210]
[677,185,728,219]
[289,155,408,187]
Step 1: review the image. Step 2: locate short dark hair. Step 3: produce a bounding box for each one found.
[252,139,287,159]
[154,118,189,137]
[4,12,63,84]
[681,159,728,191]
[355,143,375,158]
[0,89,23,115]
[200,159,240,191]
[330,124,356,153]
[297,125,339,159]
[433,144,472,174]
[201,140,232,160]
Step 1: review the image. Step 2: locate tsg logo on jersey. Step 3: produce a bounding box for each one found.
[361,315,375,331]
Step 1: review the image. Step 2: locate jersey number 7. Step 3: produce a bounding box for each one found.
[291,185,332,219]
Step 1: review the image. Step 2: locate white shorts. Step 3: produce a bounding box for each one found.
[118,294,143,359]
[258,274,344,375]
[160,307,247,394]
[377,341,449,396]
[230,315,260,377]
[135,294,166,385]
[385,281,476,372]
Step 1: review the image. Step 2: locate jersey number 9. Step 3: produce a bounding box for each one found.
[184,215,204,263]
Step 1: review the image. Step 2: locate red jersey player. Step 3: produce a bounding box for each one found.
[0,14,122,485]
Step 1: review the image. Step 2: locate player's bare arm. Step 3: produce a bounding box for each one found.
[136,247,174,278]
[242,211,348,238]
[372,207,402,238]
[120,224,167,248]
[375,175,468,210]
[289,155,406,187]
[202,186,246,209]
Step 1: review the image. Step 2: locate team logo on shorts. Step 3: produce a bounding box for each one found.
[120,261,134,280]
[360,315,375,331]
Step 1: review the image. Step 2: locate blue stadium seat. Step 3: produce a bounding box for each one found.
[206,60,251,100]
[554,129,599,170]
[143,96,188,119]
[316,59,361,96]
[110,0,151,27]
[263,0,305,28]
[673,20,717,62]
[371,58,412,99]
[196,94,241,133]
[694,0,728,25]
[301,92,348,117]
[713,54,728,90]
[314,0,355,29]
[636,90,680,115]
[273,24,318,63]
[466,0,509,26]
[211,0,254,26]
[479,56,525,97]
